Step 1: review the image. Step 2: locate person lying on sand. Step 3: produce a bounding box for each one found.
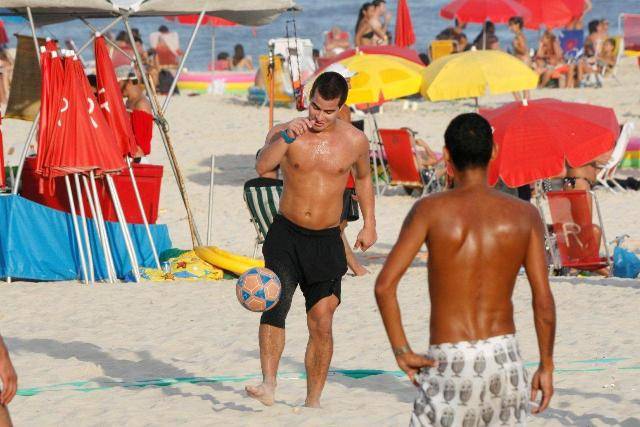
[0,335,17,427]
[247,71,377,408]
[375,113,556,426]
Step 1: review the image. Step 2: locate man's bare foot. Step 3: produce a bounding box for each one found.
[245,383,275,406]
[304,399,321,408]
[350,264,369,276]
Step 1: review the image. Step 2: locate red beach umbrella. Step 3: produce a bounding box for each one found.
[440,0,531,24]
[164,15,237,27]
[480,98,619,187]
[94,35,138,158]
[45,56,124,177]
[516,0,574,29]
[317,46,423,70]
[395,0,416,48]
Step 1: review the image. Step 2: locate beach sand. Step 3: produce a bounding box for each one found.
[1,58,640,426]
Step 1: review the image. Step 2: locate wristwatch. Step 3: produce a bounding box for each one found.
[280,129,296,144]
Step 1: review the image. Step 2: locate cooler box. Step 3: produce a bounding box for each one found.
[20,157,163,224]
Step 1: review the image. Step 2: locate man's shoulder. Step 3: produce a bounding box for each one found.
[335,120,368,142]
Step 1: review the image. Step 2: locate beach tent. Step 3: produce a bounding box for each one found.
[2,0,297,249]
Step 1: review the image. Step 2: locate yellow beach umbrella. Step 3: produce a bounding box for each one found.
[338,54,425,105]
[421,49,539,101]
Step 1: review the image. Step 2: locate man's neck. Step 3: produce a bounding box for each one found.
[453,168,489,190]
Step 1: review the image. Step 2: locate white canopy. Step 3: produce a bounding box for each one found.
[1,0,297,26]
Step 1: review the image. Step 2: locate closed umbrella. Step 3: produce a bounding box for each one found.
[395,0,416,48]
[94,35,137,158]
[440,0,531,24]
[421,49,538,101]
[480,98,619,187]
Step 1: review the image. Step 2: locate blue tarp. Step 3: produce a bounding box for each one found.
[0,195,172,281]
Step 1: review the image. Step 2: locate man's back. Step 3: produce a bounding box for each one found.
[421,186,538,344]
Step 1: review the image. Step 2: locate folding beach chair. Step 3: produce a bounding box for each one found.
[560,29,584,62]
[541,190,611,274]
[596,122,636,192]
[378,129,441,196]
[619,13,640,56]
[243,177,283,258]
[429,40,456,62]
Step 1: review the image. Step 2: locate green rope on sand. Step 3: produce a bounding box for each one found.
[15,358,636,397]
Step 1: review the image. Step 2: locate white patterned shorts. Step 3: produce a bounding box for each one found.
[410,334,530,427]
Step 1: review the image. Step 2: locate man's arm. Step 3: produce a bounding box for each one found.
[375,201,435,383]
[0,336,17,406]
[256,118,312,176]
[523,207,556,414]
[352,133,376,251]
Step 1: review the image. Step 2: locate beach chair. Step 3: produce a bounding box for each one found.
[429,40,456,62]
[560,29,584,62]
[600,36,625,82]
[596,122,636,192]
[243,177,283,258]
[542,190,611,274]
[378,129,441,196]
[619,13,640,56]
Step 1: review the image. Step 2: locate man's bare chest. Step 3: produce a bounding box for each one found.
[284,137,355,175]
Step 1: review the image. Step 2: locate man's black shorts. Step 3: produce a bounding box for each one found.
[260,215,347,329]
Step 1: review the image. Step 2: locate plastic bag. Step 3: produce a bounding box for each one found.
[612,246,640,279]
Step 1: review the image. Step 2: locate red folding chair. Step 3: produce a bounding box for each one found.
[378,128,423,194]
[544,190,611,273]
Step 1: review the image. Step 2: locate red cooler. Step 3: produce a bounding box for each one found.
[21,157,163,224]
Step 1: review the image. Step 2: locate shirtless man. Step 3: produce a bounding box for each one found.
[247,72,377,407]
[0,335,17,427]
[375,113,556,426]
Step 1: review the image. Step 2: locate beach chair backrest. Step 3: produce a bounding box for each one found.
[547,190,606,269]
[430,40,456,62]
[378,129,422,187]
[621,13,640,54]
[243,177,283,242]
[603,122,635,175]
[560,29,584,60]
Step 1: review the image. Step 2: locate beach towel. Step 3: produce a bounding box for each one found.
[126,250,224,282]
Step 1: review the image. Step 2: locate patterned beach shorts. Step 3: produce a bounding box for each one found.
[410,334,530,427]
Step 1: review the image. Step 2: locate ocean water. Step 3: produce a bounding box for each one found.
[2,0,639,71]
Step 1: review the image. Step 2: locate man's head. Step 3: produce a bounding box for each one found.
[508,16,524,32]
[588,19,600,35]
[308,71,349,132]
[444,113,494,173]
[158,25,169,34]
[372,0,386,16]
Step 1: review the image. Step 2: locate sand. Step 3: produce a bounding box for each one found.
[1,58,640,426]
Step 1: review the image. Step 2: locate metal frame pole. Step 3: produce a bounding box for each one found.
[207,155,215,245]
[106,175,141,282]
[161,10,206,115]
[369,111,390,191]
[123,16,202,247]
[77,16,124,55]
[12,115,39,195]
[126,157,160,269]
[65,175,89,284]
[85,175,116,283]
[74,174,95,284]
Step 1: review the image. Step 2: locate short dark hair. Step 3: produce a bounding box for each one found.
[508,16,523,29]
[444,113,493,171]
[310,71,349,106]
[588,19,600,34]
[372,0,386,6]
[158,25,169,33]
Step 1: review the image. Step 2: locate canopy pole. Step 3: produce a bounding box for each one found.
[126,157,160,269]
[65,176,89,285]
[106,175,141,282]
[11,113,39,195]
[123,16,202,247]
[80,19,134,62]
[85,174,117,283]
[26,7,41,66]
[77,16,124,55]
[74,174,95,284]
[207,155,215,246]
[161,10,206,115]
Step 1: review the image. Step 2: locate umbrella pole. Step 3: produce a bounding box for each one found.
[64,175,89,284]
[126,157,160,269]
[161,10,206,115]
[268,42,275,129]
[12,112,39,195]
[207,155,215,245]
[85,174,117,283]
[124,17,202,247]
[106,175,141,283]
[370,111,390,186]
[73,174,95,284]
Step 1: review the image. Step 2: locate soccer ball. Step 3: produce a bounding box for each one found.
[236,267,281,312]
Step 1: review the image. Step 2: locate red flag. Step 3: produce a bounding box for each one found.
[45,55,124,177]
[395,0,416,47]
[94,35,138,158]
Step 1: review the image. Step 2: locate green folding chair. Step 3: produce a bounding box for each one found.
[243,177,283,258]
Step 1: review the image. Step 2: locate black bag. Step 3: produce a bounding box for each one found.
[157,69,178,95]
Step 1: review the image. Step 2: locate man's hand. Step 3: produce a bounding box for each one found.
[530,366,553,414]
[286,118,314,138]
[396,352,437,385]
[354,225,376,252]
[0,349,17,406]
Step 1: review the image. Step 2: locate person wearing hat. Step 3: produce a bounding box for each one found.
[116,66,153,161]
